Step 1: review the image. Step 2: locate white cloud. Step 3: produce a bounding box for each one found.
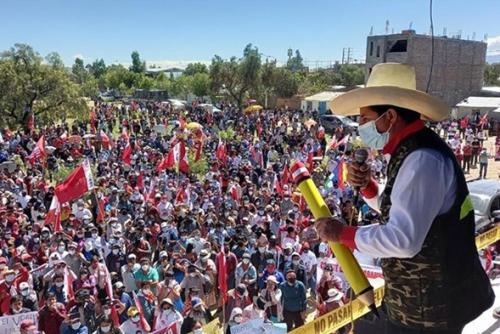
[487,35,500,56]
[73,53,85,60]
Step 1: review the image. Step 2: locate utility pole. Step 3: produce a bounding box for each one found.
[342,48,345,65]
[346,48,353,64]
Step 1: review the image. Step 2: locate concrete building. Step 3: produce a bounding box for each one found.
[365,30,487,106]
[301,91,344,113]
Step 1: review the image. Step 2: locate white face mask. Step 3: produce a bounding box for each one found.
[234,315,243,324]
[112,249,119,255]
[242,259,250,264]
[131,315,140,323]
[358,112,392,149]
[100,325,111,332]
[55,281,64,288]
[71,322,81,330]
[193,329,203,334]
[5,274,15,282]
[21,289,30,296]
[141,265,149,272]
[58,246,65,253]
[69,250,76,255]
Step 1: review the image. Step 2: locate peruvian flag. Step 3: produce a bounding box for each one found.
[216,246,228,304]
[175,184,190,206]
[216,139,227,165]
[145,178,156,203]
[136,172,144,190]
[133,291,152,332]
[45,195,62,232]
[156,153,170,172]
[122,141,132,166]
[55,159,94,204]
[27,135,46,164]
[64,267,75,300]
[331,134,350,151]
[104,266,120,327]
[273,174,282,196]
[100,130,111,149]
[282,163,290,185]
[164,141,189,174]
[95,192,106,223]
[228,183,239,202]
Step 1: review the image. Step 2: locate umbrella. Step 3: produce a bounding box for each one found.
[153,124,167,134]
[304,119,317,129]
[0,161,16,173]
[83,134,96,139]
[67,135,82,144]
[186,122,203,130]
[244,105,263,113]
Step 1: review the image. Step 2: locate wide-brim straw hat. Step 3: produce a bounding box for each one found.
[328,63,450,121]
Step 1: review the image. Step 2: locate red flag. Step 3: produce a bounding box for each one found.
[282,163,290,185]
[178,141,189,174]
[27,135,46,165]
[45,195,62,231]
[228,183,239,202]
[216,247,228,304]
[151,322,178,334]
[274,174,282,196]
[121,128,129,141]
[307,149,314,172]
[145,178,156,203]
[336,159,347,190]
[104,266,120,327]
[156,154,170,172]
[133,291,152,332]
[163,141,189,174]
[100,130,111,149]
[55,159,94,204]
[64,267,75,300]
[175,185,190,206]
[216,139,227,165]
[136,172,144,190]
[122,142,132,166]
[95,193,106,223]
[194,139,203,162]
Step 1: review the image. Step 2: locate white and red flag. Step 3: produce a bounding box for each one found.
[55,159,94,204]
[27,135,46,165]
[164,141,189,174]
[45,195,62,232]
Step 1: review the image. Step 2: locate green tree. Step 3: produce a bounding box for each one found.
[72,57,88,84]
[105,64,136,90]
[45,52,65,69]
[332,64,364,87]
[184,62,208,76]
[153,72,172,91]
[87,58,107,79]
[130,51,146,73]
[0,44,88,129]
[484,63,500,86]
[209,44,262,106]
[287,49,305,72]
[171,75,193,99]
[190,72,210,97]
[261,60,298,99]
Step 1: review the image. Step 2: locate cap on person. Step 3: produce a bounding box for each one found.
[160,298,174,308]
[266,275,279,285]
[127,306,139,317]
[113,281,124,289]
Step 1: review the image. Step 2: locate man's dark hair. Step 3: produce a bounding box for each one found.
[371,105,421,124]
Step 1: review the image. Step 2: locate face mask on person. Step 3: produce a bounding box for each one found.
[85,243,93,251]
[193,329,203,334]
[100,325,111,332]
[71,322,81,330]
[55,281,64,288]
[131,315,140,323]
[258,247,266,253]
[141,264,149,272]
[103,308,111,316]
[112,249,119,255]
[358,112,392,149]
[69,249,76,255]
[92,233,98,239]
[234,315,243,324]
[58,246,65,253]
[292,260,299,266]
[5,274,15,282]
[21,289,30,296]
[242,259,250,265]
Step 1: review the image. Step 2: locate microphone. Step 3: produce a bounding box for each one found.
[352,148,369,205]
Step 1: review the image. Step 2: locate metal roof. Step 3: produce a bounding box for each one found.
[304,91,344,102]
[456,96,500,108]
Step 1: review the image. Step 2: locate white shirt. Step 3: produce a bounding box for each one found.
[356,149,456,258]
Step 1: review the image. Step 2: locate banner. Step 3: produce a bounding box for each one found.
[202,319,220,334]
[475,224,500,250]
[231,319,287,334]
[0,312,38,334]
[289,284,385,334]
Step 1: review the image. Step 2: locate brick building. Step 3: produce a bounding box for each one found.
[365,30,487,106]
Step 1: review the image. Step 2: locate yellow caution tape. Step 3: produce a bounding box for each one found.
[292,224,500,334]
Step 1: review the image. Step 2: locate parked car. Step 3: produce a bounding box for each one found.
[467,179,500,233]
[319,114,358,133]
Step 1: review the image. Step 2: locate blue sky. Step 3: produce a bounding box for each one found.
[1,0,499,67]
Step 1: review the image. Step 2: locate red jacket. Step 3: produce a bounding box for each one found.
[38,303,66,334]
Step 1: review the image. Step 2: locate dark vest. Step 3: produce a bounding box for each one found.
[379,127,494,329]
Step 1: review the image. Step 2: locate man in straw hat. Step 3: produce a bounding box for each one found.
[316,63,494,333]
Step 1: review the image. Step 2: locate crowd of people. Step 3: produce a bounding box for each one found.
[0,99,497,334]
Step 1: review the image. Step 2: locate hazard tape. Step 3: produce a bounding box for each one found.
[291,224,500,334]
